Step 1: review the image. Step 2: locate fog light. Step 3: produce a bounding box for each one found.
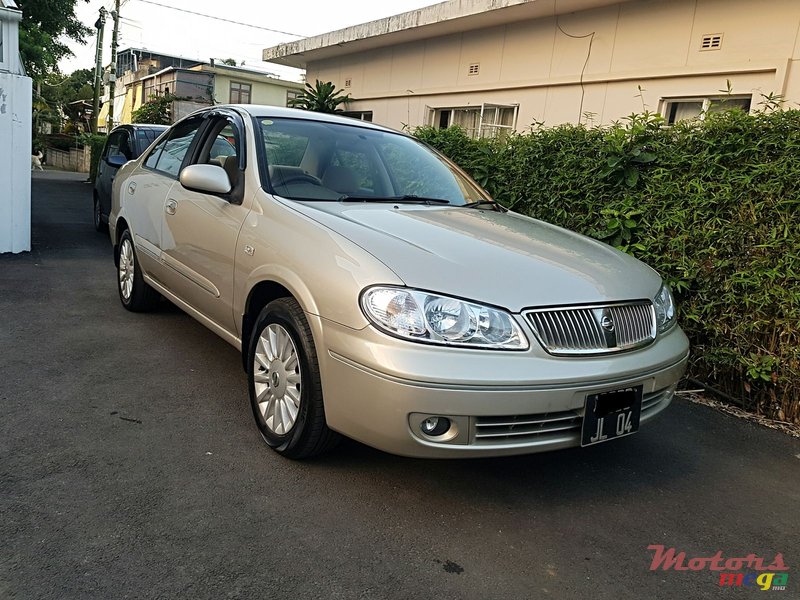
[420,416,450,436]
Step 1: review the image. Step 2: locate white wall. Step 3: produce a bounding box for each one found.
[0,71,32,253]
[305,0,800,131]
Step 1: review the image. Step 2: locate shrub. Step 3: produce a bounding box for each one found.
[132,93,184,125]
[415,109,800,423]
[79,133,107,183]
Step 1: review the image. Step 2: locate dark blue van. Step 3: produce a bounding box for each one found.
[93,124,168,232]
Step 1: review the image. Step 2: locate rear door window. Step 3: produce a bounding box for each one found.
[145,119,203,178]
[143,136,167,169]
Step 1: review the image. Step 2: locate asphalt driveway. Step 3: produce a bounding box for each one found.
[1,171,798,599]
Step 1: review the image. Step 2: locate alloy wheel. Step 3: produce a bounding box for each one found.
[118,238,134,301]
[253,324,302,435]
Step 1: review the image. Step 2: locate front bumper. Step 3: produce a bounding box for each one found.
[313,316,689,458]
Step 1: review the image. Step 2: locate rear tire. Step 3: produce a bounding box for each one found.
[117,229,159,312]
[93,195,107,233]
[248,298,340,459]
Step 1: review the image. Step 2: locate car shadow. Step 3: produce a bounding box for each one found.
[296,409,696,508]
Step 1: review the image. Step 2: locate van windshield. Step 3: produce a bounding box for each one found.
[258,117,490,206]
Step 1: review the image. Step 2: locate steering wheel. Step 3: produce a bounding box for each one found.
[277,174,322,186]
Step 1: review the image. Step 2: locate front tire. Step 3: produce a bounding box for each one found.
[117,229,159,312]
[248,298,340,459]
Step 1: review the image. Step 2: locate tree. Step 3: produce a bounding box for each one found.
[37,68,95,131]
[16,0,92,79]
[288,80,351,113]
[132,94,178,125]
[220,58,237,66]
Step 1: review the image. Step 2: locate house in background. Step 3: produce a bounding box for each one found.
[199,62,304,108]
[98,48,205,128]
[0,0,31,254]
[100,48,303,129]
[263,0,800,137]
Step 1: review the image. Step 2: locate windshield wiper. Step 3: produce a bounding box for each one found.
[338,194,451,205]
[462,200,508,212]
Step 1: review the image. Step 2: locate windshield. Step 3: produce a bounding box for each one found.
[258,117,491,205]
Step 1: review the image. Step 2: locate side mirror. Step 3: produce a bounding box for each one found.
[179,164,232,195]
[106,154,128,168]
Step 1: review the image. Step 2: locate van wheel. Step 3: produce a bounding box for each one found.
[93,195,107,233]
[248,298,340,459]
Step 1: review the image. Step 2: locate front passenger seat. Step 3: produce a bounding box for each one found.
[222,155,239,190]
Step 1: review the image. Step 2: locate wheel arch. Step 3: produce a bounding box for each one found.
[241,279,309,371]
[113,217,130,266]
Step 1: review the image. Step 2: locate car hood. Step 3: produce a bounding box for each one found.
[290,202,662,312]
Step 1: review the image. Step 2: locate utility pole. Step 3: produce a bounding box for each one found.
[107,0,121,131]
[90,7,106,134]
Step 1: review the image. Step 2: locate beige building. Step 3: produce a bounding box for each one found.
[264,0,800,136]
[101,49,303,128]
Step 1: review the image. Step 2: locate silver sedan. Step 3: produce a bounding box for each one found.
[110,105,689,459]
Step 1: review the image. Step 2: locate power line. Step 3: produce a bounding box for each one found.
[555,18,595,124]
[133,0,305,38]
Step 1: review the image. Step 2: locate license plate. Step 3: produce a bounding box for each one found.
[581,385,643,447]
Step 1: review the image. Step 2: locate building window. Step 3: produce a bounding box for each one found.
[286,89,301,107]
[230,82,251,104]
[340,110,373,122]
[662,95,751,124]
[431,104,518,139]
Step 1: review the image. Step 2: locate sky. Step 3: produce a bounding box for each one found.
[59,0,443,81]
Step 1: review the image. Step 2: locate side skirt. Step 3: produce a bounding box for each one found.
[142,273,243,352]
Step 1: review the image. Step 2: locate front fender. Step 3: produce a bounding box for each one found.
[234,193,405,336]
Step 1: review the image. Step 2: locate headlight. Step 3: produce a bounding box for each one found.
[653,283,676,333]
[360,287,529,350]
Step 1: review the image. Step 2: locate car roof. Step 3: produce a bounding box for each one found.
[110,124,170,133]
[191,104,401,136]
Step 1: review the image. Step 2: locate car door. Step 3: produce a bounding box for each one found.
[159,112,250,334]
[97,130,124,213]
[123,118,204,281]
[100,129,135,218]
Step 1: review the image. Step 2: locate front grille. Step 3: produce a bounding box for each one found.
[524,301,656,356]
[474,409,582,444]
[472,388,672,445]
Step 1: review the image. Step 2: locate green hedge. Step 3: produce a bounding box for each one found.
[415,109,800,423]
[81,133,107,184]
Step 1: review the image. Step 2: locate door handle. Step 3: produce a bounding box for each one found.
[165,199,177,215]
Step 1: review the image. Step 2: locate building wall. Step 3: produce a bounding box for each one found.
[113,70,302,126]
[46,146,91,173]
[0,71,32,253]
[305,0,800,131]
[212,73,301,107]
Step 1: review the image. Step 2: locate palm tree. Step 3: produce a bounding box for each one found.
[289,80,351,113]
